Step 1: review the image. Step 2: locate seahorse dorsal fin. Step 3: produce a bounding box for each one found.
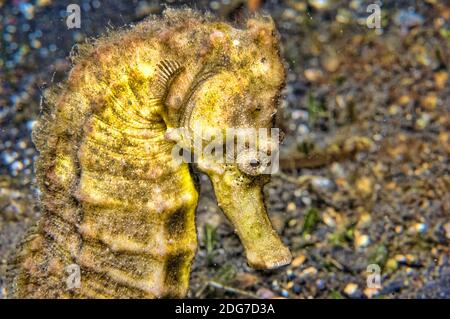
[154,59,184,100]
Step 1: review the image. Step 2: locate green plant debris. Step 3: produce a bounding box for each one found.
[204,223,218,265]
[302,207,321,236]
[368,245,389,269]
[306,91,326,123]
[330,290,344,299]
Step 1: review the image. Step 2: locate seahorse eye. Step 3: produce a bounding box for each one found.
[249,158,260,168]
[237,149,268,176]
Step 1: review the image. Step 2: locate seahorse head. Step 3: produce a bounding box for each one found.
[166,13,291,269]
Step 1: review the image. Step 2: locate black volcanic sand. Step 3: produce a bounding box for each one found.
[1,0,449,299]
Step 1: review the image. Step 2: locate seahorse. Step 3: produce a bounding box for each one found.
[8,8,291,298]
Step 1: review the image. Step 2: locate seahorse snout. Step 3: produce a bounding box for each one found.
[208,172,292,270]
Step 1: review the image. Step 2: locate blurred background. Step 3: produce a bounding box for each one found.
[0,0,449,298]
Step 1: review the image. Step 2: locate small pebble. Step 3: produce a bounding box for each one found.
[385,258,398,271]
[309,0,330,10]
[293,284,302,294]
[409,222,428,235]
[405,267,415,276]
[322,213,336,228]
[344,283,360,298]
[271,280,280,290]
[297,124,310,135]
[311,176,334,191]
[257,288,275,299]
[301,196,312,206]
[291,254,306,267]
[322,55,340,72]
[299,267,318,279]
[354,231,370,248]
[316,279,326,290]
[363,287,380,299]
[395,254,407,264]
[2,152,18,164]
[304,68,322,82]
[405,254,420,266]
[287,219,297,227]
[209,1,220,10]
[286,202,296,212]
[36,0,52,7]
[355,177,373,196]
[395,9,424,30]
[92,0,101,9]
[291,110,308,121]
[286,269,296,280]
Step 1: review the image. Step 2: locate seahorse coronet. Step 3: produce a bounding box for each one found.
[9,8,291,299]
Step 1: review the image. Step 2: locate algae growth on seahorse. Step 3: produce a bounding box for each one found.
[9,8,291,298]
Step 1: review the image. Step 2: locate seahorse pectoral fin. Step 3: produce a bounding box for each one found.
[151,59,185,127]
[153,60,185,98]
[209,175,292,270]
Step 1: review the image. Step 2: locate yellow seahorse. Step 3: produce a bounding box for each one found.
[9,8,291,298]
